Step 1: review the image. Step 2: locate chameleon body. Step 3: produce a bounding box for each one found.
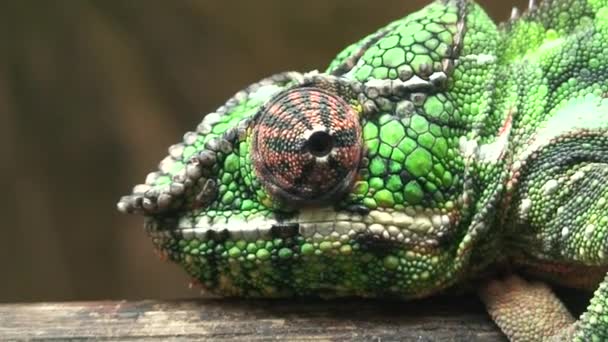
[118,0,608,340]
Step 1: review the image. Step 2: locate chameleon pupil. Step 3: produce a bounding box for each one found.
[306,130,334,157]
[251,87,362,203]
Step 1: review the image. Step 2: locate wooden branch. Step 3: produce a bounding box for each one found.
[0,296,506,341]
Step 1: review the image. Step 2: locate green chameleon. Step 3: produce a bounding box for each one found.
[118,0,608,340]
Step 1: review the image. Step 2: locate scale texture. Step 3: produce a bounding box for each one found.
[118,1,608,340]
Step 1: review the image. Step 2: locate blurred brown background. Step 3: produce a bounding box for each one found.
[1,0,525,302]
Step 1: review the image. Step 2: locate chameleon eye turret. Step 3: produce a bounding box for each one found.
[251,87,362,204]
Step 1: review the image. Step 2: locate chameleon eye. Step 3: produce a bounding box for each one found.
[251,87,362,204]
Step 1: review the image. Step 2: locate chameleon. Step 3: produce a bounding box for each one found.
[117,0,608,340]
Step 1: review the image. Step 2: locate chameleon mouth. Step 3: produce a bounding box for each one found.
[146,207,453,248]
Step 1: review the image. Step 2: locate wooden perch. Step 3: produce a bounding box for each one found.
[0,296,507,341]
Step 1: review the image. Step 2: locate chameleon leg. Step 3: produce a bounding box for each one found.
[572,273,608,341]
[479,275,575,341]
[509,158,608,340]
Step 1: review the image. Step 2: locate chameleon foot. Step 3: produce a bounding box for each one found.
[479,274,575,342]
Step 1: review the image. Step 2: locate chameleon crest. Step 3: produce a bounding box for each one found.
[120,1,608,340]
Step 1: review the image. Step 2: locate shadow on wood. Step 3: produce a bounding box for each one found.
[0,296,507,341]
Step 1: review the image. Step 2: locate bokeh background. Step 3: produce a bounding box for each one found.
[1,0,527,302]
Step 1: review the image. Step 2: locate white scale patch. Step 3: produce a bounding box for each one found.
[164,207,451,244]
[521,95,608,161]
[470,95,608,166]
[294,207,449,243]
[519,198,532,219]
[478,116,512,163]
[248,83,286,103]
[522,36,566,63]
[541,179,559,196]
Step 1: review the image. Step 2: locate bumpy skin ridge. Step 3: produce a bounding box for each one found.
[119,0,608,340]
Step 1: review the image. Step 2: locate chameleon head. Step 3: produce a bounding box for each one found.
[118,0,500,298]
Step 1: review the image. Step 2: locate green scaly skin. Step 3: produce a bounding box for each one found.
[118,0,608,340]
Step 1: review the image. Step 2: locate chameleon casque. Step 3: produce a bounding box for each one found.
[118,0,608,340]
